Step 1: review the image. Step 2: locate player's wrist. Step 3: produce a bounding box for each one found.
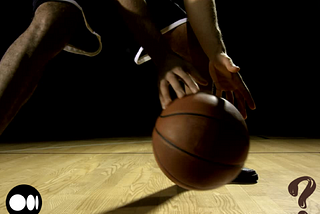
[207,42,226,61]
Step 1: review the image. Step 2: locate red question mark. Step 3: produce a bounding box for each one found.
[288,176,316,214]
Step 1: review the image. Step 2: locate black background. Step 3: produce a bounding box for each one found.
[0,1,319,141]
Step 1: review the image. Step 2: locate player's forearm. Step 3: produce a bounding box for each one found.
[184,0,225,60]
[117,0,171,66]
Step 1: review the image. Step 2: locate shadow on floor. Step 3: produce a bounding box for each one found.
[100,185,188,214]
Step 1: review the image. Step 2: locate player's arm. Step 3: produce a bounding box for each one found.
[183,0,226,60]
[184,0,256,118]
[116,0,206,109]
[183,0,240,78]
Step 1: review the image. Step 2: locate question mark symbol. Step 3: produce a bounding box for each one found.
[288,176,316,214]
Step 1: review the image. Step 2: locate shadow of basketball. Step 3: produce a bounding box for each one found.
[99,185,188,214]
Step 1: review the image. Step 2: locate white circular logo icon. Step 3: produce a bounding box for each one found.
[6,185,42,214]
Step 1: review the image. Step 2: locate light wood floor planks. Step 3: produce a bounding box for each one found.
[0,136,319,213]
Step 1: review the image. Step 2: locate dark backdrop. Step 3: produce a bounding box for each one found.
[0,1,318,141]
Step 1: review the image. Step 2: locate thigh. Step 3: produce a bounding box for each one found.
[33,0,102,56]
[32,0,85,12]
[145,0,186,30]
[133,0,187,64]
[31,1,84,53]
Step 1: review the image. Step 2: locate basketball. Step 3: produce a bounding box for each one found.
[152,92,250,190]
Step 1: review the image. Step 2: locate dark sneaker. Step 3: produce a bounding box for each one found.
[229,167,258,184]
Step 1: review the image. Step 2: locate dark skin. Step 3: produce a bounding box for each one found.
[0,2,83,135]
[0,1,255,184]
[117,0,255,119]
[117,0,257,182]
[0,0,255,136]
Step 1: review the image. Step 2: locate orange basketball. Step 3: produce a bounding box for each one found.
[152,92,250,190]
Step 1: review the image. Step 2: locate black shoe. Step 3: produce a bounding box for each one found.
[229,167,258,184]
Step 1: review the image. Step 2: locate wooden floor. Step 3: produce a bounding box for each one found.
[0,136,320,214]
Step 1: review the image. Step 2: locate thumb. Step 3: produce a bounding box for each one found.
[221,54,240,73]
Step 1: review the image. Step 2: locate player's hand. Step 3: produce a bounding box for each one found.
[209,53,256,119]
[158,53,208,109]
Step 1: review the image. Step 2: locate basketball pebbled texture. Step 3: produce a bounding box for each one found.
[152,93,250,190]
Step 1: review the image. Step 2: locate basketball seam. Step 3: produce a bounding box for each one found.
[152,143,197,190]
[160,113,247,130]
[155,128,242,167]
[160,113,222,120]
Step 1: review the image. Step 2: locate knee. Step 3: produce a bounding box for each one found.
[30,2,82,38]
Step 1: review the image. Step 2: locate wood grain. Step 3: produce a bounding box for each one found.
[0,136,319,213]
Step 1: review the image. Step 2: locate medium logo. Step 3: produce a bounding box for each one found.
[288,176,316,214]
[6,184,42,214]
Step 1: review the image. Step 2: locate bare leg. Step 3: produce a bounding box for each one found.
[162,22,213,94]
[0,2,83,135]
